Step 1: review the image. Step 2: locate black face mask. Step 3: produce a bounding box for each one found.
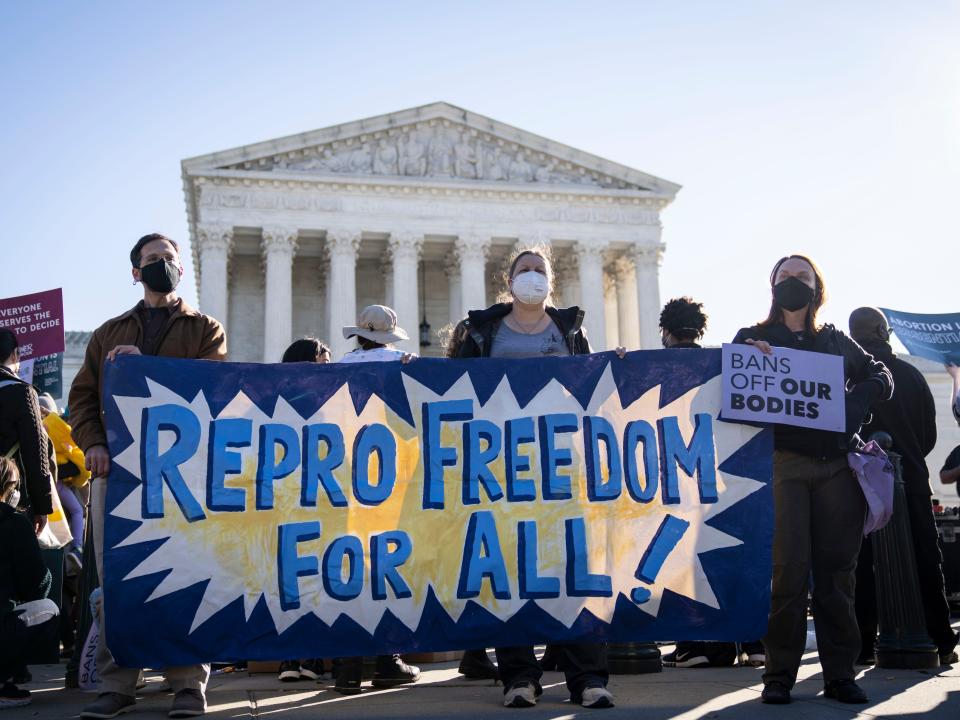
[139,259,181,293]
[773,276,814,312]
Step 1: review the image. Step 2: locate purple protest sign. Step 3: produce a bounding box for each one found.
[0,288,65,360]
[721,343,846,432]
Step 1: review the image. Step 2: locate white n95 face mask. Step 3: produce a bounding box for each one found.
[4,489,20,508]
[511,271,549,305]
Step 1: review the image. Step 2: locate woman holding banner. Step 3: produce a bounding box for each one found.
[733,254,892,706]
[453,248,614,710]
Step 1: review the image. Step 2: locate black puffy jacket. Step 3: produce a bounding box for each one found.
[455,303,591,358]
[0,367,52,515]
[732,322,893,458]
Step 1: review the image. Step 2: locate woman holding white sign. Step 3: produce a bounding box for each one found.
[733,254,892,706]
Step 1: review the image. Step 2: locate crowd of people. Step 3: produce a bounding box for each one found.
[0,233,957,716]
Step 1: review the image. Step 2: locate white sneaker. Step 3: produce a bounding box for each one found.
[739,651,765,668]
[503,683,539,708]
[581,686,615,709]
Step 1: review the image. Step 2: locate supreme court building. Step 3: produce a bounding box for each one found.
[181,103,681,362]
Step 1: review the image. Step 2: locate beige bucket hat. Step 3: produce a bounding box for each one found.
[342,305,410,344]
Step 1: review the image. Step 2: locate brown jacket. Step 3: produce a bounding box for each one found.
[68,299,226,453]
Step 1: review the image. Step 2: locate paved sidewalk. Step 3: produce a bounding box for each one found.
[5,640,959,719]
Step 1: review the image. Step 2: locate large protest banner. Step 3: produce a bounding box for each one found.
[101,350,773,667]
[880,308,960,365]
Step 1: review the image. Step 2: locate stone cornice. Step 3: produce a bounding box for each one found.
[188,169,675,205]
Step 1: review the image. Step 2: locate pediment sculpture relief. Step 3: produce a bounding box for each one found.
[227,125,640,190]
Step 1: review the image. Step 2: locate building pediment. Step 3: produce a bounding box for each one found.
[182,102,680,196]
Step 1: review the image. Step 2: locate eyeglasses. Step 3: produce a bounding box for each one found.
[141,252,178,266]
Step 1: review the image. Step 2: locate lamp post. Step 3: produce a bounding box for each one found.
[418,261,431,348]
[869,431,939,669]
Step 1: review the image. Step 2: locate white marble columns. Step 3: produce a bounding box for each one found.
[604,273,620,350]
[575,242,607,351]
[261,226,298,362]
[445,252,462,324]
[456,234,490,316]
[614,256,641,350]
[389,232,422,354]
[205,226,665,362]
[326,229,360,360]
[196,223,233,330]
[634,243,665,349]
[554,255,581,309]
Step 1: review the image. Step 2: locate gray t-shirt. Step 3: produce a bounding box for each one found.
[489,320,570,359]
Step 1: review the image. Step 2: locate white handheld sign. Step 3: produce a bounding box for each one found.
[721,343,845,432]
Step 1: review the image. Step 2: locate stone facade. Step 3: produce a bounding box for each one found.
[180,102,680,361]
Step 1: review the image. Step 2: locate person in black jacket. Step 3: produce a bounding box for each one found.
[849,307,958,665]
[0,457,59,709]
[454,248,613,710]
[942,445,960,496]
[733,255,892,706]
[0,329,51,535]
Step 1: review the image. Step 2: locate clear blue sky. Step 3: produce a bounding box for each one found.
[1,0,956,347]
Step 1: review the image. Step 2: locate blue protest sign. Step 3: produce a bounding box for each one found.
[880,309,960,365]
[101,351,773,667]
[721,344,846,432]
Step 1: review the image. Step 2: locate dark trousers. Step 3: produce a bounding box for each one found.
[0,607,59,683]
[763,451,865,689]
[855,494,959,656]
[495,643,607,695]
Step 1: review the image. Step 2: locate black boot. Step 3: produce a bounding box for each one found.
[372,654,420,688]
[458,648,498,680]
[334,657,363,695]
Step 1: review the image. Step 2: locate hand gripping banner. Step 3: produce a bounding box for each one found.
[101,350,773,666]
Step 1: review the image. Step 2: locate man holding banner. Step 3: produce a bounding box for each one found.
[732,255,892,706]
[70,234,226,720]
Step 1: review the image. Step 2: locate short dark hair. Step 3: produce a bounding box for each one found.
[0,329,18,365]
[130,233,179,268]
[659,297,708,341]
[281,337,331,363]
[848,307,888,344]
